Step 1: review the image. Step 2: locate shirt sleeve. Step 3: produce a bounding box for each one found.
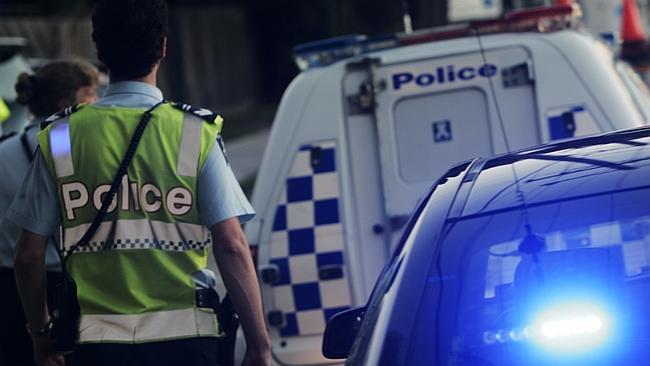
[198,139,255,227]
[6,149,61,236]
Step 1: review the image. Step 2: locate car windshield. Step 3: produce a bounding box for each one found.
[408,185,650,365]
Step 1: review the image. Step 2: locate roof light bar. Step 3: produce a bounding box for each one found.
[293,35,367,71]
[292,4,582,71]
[292,34,398,71]
[399,4,581,46]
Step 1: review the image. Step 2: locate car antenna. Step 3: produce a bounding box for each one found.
[473,27,546,260]
[401,0,413,34]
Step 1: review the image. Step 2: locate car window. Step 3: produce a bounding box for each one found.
[407,185,650,365]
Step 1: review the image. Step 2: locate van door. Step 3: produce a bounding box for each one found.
[372,47,538,238]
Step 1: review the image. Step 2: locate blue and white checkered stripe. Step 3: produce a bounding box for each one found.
[557,219,650,278]
[268,141,352,337]
[546,105,600,140]
[486,217,650,297]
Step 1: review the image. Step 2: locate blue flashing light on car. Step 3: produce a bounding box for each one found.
[481,303,610,349]
[540,314,602,338]
[530,302,611,352]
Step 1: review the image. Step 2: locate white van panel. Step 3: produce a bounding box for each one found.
[342,69,393,300]
[373,46,536,219]
[249,67,353,365]
[394,87,492,183]
[262,141,352,364]
[532,31,645,133]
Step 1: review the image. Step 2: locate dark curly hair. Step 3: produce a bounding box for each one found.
[92,0,169,80]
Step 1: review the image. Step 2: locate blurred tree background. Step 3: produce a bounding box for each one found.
[0,0,448,137]
[0,0,447,100]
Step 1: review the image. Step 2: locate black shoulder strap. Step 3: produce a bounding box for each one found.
[61,101,166,268]
[19,132,35,161]
[19,124,39,161]
[0,131,17,143]
[170,102,220,124]
[41,104,83,130]
[216,135,230,166]
[0,128,35,161]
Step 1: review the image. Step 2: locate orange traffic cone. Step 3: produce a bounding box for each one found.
[620,0,650,68]
[621,0,646,42]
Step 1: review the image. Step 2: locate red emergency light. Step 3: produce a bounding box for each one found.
[399,4,580,46]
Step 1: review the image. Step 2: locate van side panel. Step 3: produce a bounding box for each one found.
[342,69,392,301]
[539,31,645,130]
[266,140,352,340]
[372,46,537,220]
[252,66,357,365]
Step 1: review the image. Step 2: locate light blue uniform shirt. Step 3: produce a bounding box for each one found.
[6,82,254,247]
[0,121,61,271]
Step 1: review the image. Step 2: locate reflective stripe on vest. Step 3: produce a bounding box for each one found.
[49,112,205,180]
[78,308,219,343]
[61,219,210,254]
[177,113,203,177]
[50,117,74,177]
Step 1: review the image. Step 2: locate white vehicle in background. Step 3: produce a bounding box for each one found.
[242,4,650,365]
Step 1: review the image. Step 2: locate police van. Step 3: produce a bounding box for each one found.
[242,4,650,364]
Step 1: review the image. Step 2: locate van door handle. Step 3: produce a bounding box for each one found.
[259,264,280,285]
[372,215,410,234]
[389,215,409,231]
[267,310,284,327]
[319,264,344,280]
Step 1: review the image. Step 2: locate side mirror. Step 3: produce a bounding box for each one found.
[322,306,366,359]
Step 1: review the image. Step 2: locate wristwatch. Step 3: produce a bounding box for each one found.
[26,318,53,337]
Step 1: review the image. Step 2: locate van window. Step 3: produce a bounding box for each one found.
[393,88,492,183]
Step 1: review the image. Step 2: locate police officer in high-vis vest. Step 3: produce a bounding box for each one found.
[9,1,271,365]
[0,60,98,366]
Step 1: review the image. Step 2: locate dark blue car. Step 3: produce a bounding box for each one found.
[323,126,650,365]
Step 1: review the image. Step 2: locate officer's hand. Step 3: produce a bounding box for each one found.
[32,335,65,366]
[242,347,272,366]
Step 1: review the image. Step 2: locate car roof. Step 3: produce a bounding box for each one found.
[455,126,650,219]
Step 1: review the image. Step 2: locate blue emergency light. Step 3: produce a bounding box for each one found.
[483,301,613,355]
[292,35,367,71]
[292,34,399,70]
[530,302,611,352]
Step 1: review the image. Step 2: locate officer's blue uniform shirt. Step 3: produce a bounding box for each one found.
[0,121,60,271]
[6,81,255,243]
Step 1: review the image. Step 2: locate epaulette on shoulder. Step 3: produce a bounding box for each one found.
[0,131,17,144]
[170,102,222,125]
[40,104,84,130]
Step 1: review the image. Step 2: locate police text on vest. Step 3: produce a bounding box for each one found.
[61,176,193,220]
